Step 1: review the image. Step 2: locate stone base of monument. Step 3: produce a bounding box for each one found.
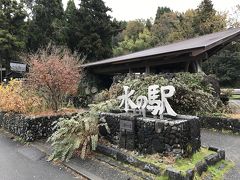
[99,113,201,156]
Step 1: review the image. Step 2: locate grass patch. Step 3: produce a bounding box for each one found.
[102,147,234,180]
[137,154,169,173]
[200,160,235,180]
[137,148,215,174]
[230,94,240,100]
[120,161,157,179]
[173,148,215,172]
[155,176,169,180]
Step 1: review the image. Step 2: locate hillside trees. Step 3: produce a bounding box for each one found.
[113,20,157,55]
[112,8,197,56]
[193,0,226,35]
[65,0,78,52]
[203,48,240,87]
[24,0,114,62]
[113,28,155,56]
[0,0,238,87]
[122,20,145,41]
[113,1,228,56]
[27,0,65,51]
[0,0,27,72]
[151,11,184,45]
[192,0,238,87]
[75,0,114,61]
[154,6,172,23]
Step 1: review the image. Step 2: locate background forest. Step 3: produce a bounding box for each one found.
[0,0,240,87]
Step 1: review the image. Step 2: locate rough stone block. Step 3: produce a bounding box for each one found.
[142,163,161,175]
[205,153,220,166]
[0,112,74,142]
[217,149,225,160]
[100,113,201,156]
[200,116,240,134]
[96,144,118,159]
[166,168,184,180]
[208,146,218,152]
[185,169,194,180]
[195,161,208,175]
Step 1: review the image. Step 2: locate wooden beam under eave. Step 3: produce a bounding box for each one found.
[206,44,226,59]
[191,48,206,56]
[196,60,203,73]
[129,67,133,75]
[91,56,196,75]
[206,34,240,52]
[145,66,150,74]
[184,61,190,72]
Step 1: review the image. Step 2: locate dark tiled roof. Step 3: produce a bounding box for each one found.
[82,28,240,68]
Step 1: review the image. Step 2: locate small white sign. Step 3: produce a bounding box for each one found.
[10,63,27,72]
[0,68,6,71]
[118,85,177,117]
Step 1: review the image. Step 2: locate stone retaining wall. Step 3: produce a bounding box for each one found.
[200,116,240,133]
[0,112,75,142]
[99,113,201,156]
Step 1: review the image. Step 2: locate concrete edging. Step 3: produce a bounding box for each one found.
[96,144,225,180]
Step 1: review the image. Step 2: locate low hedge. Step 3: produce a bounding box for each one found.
[200,116,240,133]
[95,73,224,116]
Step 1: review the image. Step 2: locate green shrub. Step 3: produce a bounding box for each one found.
[95,73,225,115]
[49,73,225,161]
[48,99,118,161]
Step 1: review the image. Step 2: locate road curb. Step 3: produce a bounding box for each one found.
[30,143,97,180]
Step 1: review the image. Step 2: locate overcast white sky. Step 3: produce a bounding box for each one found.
[62,0,240,21]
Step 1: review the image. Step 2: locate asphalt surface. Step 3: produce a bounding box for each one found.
[0,128,239,180]
[201,129,240,180]
[0,132,76,180]
[229,100,240,113]
[232,89,240,94]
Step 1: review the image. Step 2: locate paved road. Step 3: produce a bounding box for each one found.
[0,132,77,180]
[229,100,240,113]
[0,128,239,180]
[232,89,240,94]
[201,129,240,180]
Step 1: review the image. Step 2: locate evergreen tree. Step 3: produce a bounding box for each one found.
[194,0,226,35]
[152,11,184,45]
[179,10,196,39]
[0,0,27,72]
[113,28,155,56]
[197,0,215,21]
[111,18,127,37]
[65,0,78,52]
[122,20,145,41]
[145,19,152,30]
[27,0,65,51]
[111,18,127,47]
[76,0,113,61]
[154,7,171,23]
[203,47,240,87]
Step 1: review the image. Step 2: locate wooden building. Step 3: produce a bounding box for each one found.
[0,63,6,82]
[82,28,240,76]
[0,62,27,82]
